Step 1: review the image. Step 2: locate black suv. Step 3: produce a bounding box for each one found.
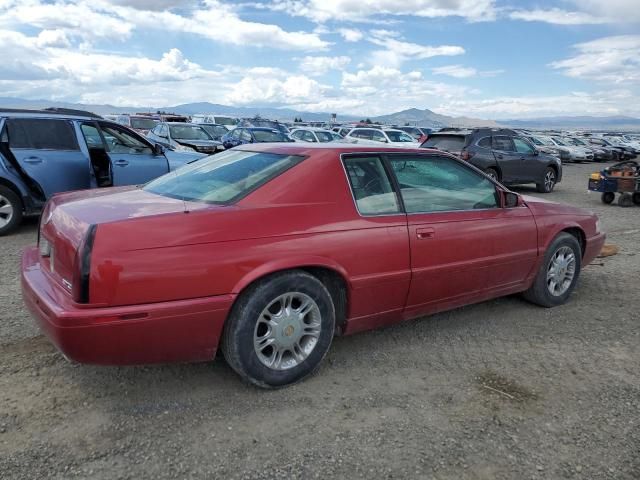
[421,128,562,193]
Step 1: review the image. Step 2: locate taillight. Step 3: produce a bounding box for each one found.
[72,225,97,303]
[460,150,474,161]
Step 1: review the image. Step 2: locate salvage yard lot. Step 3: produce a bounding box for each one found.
[1,161,639,479]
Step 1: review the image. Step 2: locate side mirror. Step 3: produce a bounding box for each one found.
[533,149,539,155]
[153,143,165,155]
[503,191,520,208]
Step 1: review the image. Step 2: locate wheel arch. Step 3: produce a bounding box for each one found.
[230,257,351,334]
[0,177,25,211]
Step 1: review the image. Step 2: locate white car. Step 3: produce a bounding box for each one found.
[191,114,237,130]
[550,136,594,161]
[344,128,419,147]
[290,128,346,143]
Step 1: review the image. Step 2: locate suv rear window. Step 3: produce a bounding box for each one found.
[422,135,465,153]
[7,119,79,150]
[144,150,304,204]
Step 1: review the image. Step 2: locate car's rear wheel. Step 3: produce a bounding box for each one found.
[523,233,582,308]
[222,270,335,388]
[536,167,557,193]
[0,186,23,236]
[601,192,615,204]
[484,168,499,182]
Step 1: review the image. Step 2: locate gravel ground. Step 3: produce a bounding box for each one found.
[1,161,639,480]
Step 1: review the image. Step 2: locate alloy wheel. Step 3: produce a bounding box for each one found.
[546,246,576,296]
[0,194,14,228]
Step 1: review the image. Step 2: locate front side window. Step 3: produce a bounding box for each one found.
[315,131,333,142]
[370,130,386,142]
[343,156,400,215]
[513,137,535,154]
[81,123,105,149]
[389,155,499,213]
[99,124,152,154]
[291,130,304,140]
[385,131,415,142]
[252,130,287,142]
[144,150,305,204]
[7,119,79,151]
[240,130,253,142]
[302,131,316,142]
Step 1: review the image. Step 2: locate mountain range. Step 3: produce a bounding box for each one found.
[1,97,639,130]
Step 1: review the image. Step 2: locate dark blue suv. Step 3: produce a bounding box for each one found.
[0,109,205,235]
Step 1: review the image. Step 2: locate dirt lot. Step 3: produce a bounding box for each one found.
[1,161,639,480]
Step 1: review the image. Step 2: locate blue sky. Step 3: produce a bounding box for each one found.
[1,0,639,119]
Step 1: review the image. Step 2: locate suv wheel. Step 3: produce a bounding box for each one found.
[484,168,499,181]
[536,167,557,193]
[222,270,335,388]
[0,186,23,236]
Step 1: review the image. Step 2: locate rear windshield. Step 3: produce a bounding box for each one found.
[130,118,158,129]
[144,150,304,204]
[422,135,466,152]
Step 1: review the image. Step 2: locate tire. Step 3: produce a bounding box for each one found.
[222,270,335,388]
[632,193,640,206]
[0,185,23,236]
[618,194,633,208]
[484,168,499,182]
[601,192,615,204]
[523,233,582,308]
[536,167,557,193]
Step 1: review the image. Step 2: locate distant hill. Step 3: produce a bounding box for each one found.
[503,115,640,131]
[371,107,500,128]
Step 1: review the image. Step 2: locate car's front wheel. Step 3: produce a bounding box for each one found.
[523,233,582,307]
[222,270,335,388]
[484,168,499,182]
[536,167,557,193]
[0,186,23,236]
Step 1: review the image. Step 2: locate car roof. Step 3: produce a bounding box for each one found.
[245,127,281,131]
[232,143,446,157]
[0,107,102,120]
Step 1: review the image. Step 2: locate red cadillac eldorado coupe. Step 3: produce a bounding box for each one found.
[22,144,605,387]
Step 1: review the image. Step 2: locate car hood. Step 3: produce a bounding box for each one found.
[175,139,222,147]
[522,195,593,217]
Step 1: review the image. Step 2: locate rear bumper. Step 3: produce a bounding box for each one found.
[583,232,606,266]
[21,247,235,365]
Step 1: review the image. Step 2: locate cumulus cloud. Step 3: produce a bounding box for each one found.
[368,30,465,68]
[509,8,605,25]
[338,28,363,42]
[509,1,640,25]
[550,35,640,84]
[299,56,351,75]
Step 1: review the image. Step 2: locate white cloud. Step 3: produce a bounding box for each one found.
[272,0,497,23]
[299,56,351,75]
[368,30,464,68]
[509,1,640,25]
[338,28,363,42]
[432,65,477,78]
[550,35,640,84]
[225,74,326,105]
[509,8,605,25]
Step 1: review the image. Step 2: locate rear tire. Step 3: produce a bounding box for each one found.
[523,233,582,308]
[601,192,615,204]
[536,167,557,193]
[0,186,23,236]
[632,193,640,205]
[222,270,335,388]
[484,168,499,181]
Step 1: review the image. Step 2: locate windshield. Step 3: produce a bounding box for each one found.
[200,124,228,140]
[537,136,555,146]
[385,131,415,142]
[253,130,288,142]
[130,118,158,130]
[144,150,304,204]
[566,137,586,146]
[422,135,465,152]
[528,136,544,146]
[215,117,236,126]
[551,137,567,146]
[169,124,212,140]
[315,131,334,142]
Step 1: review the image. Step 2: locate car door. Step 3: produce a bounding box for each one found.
[491,136,521,182]
[513,136,543,181]
[97,122,169,186]
[385,153,538,318]
[4,118,90,198]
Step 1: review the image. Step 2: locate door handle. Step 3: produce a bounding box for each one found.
[416,227,435,239]
[23,156,43,164]
[114,159,129,166]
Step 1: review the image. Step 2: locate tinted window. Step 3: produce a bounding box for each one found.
[81,123,104,148]
[513,137,535,154]
[477,137,492,148]
[130,118,158,130]
[240,130,253,142]
[7,119,79,150]
[169,125,211,140]
[343,156,400,215]
[492,136,515,152]
[370,130,386,142]
[200,124,227,140]
[315,131,333,142]
[252,130,287,142]
[422,135,465,152]
[389,155,499,213]
[144,150,304,204]
[291,130,304,140]
[99,124,152,154]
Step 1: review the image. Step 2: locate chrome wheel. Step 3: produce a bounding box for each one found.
[544,170,556,191]
[254,292,322,371]
[0,194,14,228]
[546,246,576,296]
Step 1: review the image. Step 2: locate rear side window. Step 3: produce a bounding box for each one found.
[492,136,515,152]
[7,119,79,150]
[144,150,304,204]
[477,137,492,148]
[343,156,400,215]
[389,155,499,213]
[422,135,465,152]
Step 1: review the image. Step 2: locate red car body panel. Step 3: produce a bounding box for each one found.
[21,145,606,365]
